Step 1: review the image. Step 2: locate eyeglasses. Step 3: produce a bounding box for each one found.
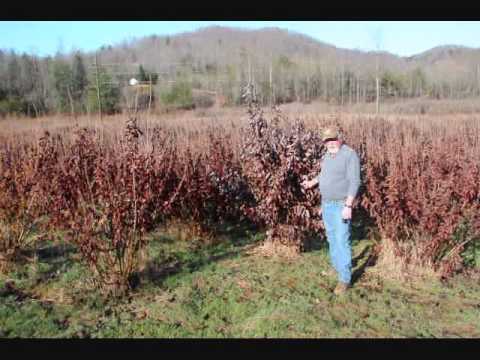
[324,138,338,143]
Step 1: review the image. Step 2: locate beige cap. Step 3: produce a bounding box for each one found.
[321,126,340,141]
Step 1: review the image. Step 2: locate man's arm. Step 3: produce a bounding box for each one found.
[345,151,361,204]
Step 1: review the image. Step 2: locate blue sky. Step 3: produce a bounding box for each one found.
[1,21,480,57]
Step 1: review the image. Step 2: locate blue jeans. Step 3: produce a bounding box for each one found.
[321,200,352,284]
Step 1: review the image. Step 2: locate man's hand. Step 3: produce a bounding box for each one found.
[341,206,352,220]
[301,177,317,190]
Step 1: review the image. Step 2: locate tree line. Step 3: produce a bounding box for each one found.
[1,47,479,118]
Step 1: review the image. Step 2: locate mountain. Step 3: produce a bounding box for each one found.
[93,26,480,78]
[410,45,476,64]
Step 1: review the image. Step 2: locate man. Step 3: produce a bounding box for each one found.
[302,126,361,295]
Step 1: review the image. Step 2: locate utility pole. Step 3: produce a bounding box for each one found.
[67,86,76,118]
[148,74,152,113]
[269,60,273,105]
[134,86,139,113]
[341,60,344,106]
[477,64,480,97]
[248,54,256,102]
[147,74,152,151]
[372,27,383,116]
[376,56,380,115]
[94,53,102,120]
[356,75,360,104]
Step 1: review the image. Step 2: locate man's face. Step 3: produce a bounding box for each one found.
[325,138,341,154]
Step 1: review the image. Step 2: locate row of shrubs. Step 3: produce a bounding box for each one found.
[1,102,479,297]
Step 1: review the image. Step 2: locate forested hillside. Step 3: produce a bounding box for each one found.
[2,26,480,117]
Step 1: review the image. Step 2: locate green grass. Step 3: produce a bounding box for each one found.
[1,222,479,338]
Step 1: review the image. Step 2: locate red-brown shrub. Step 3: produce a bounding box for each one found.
[239,96,325,252]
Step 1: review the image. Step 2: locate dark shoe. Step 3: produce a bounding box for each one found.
[333,282,350,295]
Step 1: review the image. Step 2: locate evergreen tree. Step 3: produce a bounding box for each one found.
[7,54,21,96]
[137,64,158,84]
[138,64,147,82]
[71,52,88,113]
[20,54,46,116]
[87,65,121,114]
[52,58,73,113]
